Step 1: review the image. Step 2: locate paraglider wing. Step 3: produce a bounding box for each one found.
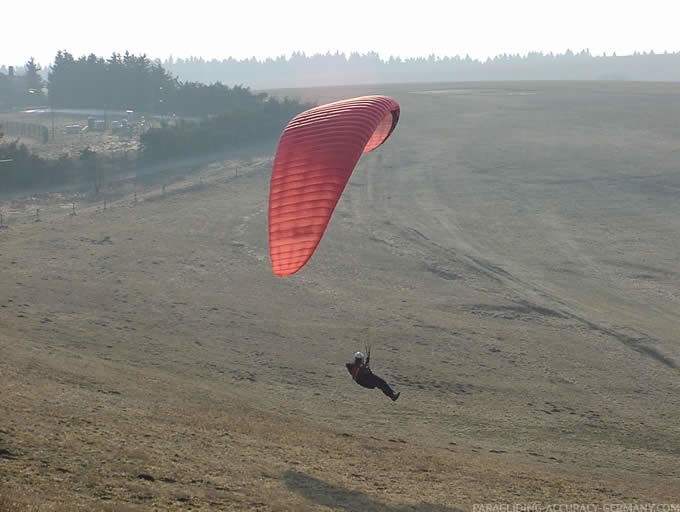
[268,95,400,277]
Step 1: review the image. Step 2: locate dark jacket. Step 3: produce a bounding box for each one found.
[346,361,376,388]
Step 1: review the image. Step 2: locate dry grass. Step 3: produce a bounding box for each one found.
[1,81,679,511]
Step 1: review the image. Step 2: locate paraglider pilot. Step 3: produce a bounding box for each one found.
[346,351,400,401]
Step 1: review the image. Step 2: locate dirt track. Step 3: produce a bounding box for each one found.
[1,81,679,510]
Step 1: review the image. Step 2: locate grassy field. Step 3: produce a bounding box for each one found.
[1,81,679,510]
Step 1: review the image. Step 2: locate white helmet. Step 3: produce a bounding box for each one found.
[354,351,365,361]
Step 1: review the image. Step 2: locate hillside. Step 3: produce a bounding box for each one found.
[1,81,679,510]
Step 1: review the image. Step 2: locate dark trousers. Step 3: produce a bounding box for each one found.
[358,373,396,398]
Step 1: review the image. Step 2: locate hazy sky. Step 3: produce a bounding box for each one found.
[3,0,678,67]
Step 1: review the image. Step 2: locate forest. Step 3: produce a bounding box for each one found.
[159,49,680,88]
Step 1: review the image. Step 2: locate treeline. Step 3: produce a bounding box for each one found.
[162,49,680,88]
[0,57,45,108]
[46,51,176,112]
[0,50,313,117]
[140,97,312,160]
[45,51,295,116]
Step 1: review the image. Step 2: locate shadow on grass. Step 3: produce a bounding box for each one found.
[284,470,462,512]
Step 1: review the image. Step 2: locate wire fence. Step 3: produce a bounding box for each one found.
[0,179,195,229]
[0,156,268,230]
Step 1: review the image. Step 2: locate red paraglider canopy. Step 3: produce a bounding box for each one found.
[268,95,400,277]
